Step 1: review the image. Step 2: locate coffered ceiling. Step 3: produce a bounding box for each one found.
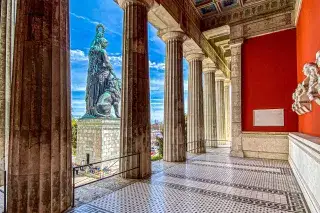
[191,0,293,18]
[192,0,240,16]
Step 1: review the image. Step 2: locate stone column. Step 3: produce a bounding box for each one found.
[161,31,186,162]
[8,0,72,212]
[203,59,218,147]
[118,0,152,178]
[0,0,16,180]
[224,79,231,143]
[216,70,226,146]
[186,51,205,153]
[230,38,244,157]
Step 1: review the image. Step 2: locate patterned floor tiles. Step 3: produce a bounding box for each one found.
[69,148,310,213]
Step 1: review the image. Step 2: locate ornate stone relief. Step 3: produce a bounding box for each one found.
[292,83,311,115]
[242,12,293,38]
[230,12,293,40]
[202,0,295,31]
[305,63,320,105]
[292,51,320,115]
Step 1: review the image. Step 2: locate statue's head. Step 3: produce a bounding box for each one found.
[100,38,108,49]
[90,24,108,52]
[303,63,318,78]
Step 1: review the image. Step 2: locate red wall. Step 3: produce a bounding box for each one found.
[242,29,298,132]
[296,0,320,137]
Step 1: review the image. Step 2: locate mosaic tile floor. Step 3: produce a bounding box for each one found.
[69,148,310,213]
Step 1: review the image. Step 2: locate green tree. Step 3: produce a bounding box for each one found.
[72,118,78,155]
[152,127,164,161]
[157,129,164,157]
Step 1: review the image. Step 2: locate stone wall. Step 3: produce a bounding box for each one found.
[76,119,120,168]
[242,132,289,160]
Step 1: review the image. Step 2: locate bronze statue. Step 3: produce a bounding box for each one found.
[83,24,121,119]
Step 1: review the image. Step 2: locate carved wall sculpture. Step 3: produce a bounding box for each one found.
[292,51,320,115]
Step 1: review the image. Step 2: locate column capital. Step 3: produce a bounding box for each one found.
[215,70,226,81]
[159,30,187,42]
[230,38,244,47]
[224,79,231,85]
[117,0,154,9]
[203,58,217,74]
[185,51,205,62]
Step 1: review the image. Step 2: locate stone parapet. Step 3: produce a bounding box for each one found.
[242,132,289,160]
[289,133,320,213]
[76,119,121,167]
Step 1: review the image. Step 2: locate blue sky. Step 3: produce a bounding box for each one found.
[70,0,189,122]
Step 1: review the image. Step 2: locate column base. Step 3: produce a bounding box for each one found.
[163,159,186,163]
[230,150,244,158]
[205,140,217,148]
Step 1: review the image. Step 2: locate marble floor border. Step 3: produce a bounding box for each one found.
[189,161,293,175]
[150,181,308,212]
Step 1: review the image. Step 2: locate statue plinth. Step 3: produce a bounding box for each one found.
[75,118,120,169]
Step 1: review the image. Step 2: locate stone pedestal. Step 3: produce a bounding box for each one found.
[161,31,186,162]
[216,70,226,146]
[8,1,72,212]
[203,59,218,148]
[186,51,205,153]
[76,119,120,170]
[119,0,151,179]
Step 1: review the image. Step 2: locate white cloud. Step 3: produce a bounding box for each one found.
[70,12,100,26]
[109,56,123,67]
[71,49,88,62]
[151,109,164,123]
[71,49,165,72]
[109,52,122,56]
[150,79,164,86]
[149,61,165,70]
[150,79,164,91]
[70,12,122,36]
[71,84,86,92]
[72,100,86,105]
[184,80,188,91]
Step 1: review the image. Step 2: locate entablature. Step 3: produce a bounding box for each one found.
[201,0,295,31]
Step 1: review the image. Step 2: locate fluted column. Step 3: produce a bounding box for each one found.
[0,0,17,181]
[203,59,217,147]
[162,31,186,162]
[224,79,231,143]
[8,0,72,212]
[216,70,226,146]
[119,0,152,178]
[186,51,205,153]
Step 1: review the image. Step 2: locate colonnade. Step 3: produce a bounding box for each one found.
[0,0,232,211]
